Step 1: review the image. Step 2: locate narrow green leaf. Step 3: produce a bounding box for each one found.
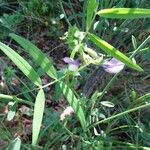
[132,35,137,49]
[32,89,45,147]
[9,33,57,80]
[100,101,115,108]
[6,137,21,150]
[0,42,42,86]
[86,0,97,30]
[59,81,87,131]
[88,33,143,71]
[97,8,150,19]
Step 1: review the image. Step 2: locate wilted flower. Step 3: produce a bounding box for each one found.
[60,106,74,121]
[102,58,124,74]
[63,57,80,71]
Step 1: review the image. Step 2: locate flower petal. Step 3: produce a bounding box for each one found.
[63,57,74,64]
[68,64,79,71]
[103,58,124,74]
[63,57,80,71]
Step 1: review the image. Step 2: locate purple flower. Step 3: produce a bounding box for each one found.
[102,58,124,74]
[63,57,80,71]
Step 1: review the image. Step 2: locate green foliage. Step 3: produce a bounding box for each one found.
[7,101,17,121]
[32,89,45,147]
[0,42,42,86]
[9,33,58,80]
[59,81,87,131]
[0,13,24,30]
[0,0,150,149]
[9,33,87,143]
[86,0,98,31]
[24,0,60,17]
[97,8,150,19]
[0,0,63,39]
[88,33,143,71]
[6,137,21,150]
[0,13,24,39]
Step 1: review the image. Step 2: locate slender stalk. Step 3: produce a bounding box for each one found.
[0,94,34,106]
[130,35,150,58]
[130,92,150,108]
[89,102,150,128]
[109,125,139,132]
[16,75,66,97]
[127,47,150,56]
[111,141,150,149]
[59,0,71,26]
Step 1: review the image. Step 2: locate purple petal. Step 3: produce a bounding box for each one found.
[63,57,74,64]
[72,59,80,66]
[68,64,79,71]
[63,57,80,71]
[102,58,124,74]
[63,57,80,65]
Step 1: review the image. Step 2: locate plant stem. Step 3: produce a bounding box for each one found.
[0,94,34,106]
[59,0,71,26]
[130,92,150,108]
[89,102,150,128]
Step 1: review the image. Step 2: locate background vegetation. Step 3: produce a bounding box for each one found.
[0,0,150,149]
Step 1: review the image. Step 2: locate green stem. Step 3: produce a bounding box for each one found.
[130,92,150,108]
[127,47,150,55]
[59,0,71,26]
[130,35,150,58]
[109,125,139,132]
[0,94,34,106]
[112,141,149,149]
[89,102,150,128]
[16,75,66,97]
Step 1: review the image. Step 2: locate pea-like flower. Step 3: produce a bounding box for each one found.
[63,57,80,71]
[102,58,124,74]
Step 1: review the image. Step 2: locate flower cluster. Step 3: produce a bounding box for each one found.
[63,57,124,74]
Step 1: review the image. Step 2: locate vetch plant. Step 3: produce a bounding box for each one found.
[0,0,150,149]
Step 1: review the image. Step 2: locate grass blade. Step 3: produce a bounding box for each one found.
[132,35,137,49]
[32,89,45,147]
[97,8,150,19]
[88,33,143,71]
[9,33,57,80]
[59,81,87,131]
[86,0,97,30]
[0,42,42,86]
[6,137,21,150]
